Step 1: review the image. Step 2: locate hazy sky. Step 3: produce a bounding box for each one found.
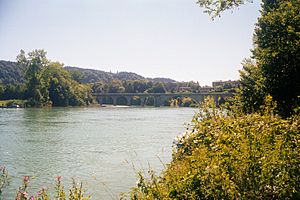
[0,0,261,85]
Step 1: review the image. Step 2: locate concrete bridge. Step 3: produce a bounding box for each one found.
[93,92,233,107]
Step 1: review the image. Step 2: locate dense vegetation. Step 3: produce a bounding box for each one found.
[0,61,26,85]
[130,97,300,199]
[10,50,93,107]
[1,166,89,200]
[0,60,209,96]
[128,0,300,199]
[15,176,89,200]
[0,61,27,100]
[65,66,145,83]
[199,0,299,116]
[0,166,8,197]
[253,0,300,116]
[0,61,176,87]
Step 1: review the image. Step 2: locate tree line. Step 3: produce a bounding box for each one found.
[237,0,299,117]
[1,51,223,107]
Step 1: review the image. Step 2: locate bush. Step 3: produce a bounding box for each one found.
[15,176,89,200]
[129,97,300,199]
[0,166,9,196]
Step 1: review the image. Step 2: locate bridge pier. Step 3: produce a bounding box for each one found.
[140,96,145,107]
[154,96,161,107]
[214,95,219,106]
[97,97,103,106]
[193,95,204,104]
[125,96,131,106]
[112,96,117,106]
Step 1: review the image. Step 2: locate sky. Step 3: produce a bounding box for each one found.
[0,0,261,86]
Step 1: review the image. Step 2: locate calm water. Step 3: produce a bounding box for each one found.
[0,106,197,199]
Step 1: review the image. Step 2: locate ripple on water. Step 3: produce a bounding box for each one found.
[0,107,197,199]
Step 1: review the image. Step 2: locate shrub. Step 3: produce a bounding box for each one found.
[0,166,9,196]
[15,176,89,200]
[130,97,300,199]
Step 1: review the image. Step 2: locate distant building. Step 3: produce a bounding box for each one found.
[178,87,192,92]
[212,80,240,89]
[199,86,214,92]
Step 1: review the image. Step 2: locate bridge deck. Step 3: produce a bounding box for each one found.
[92,92,233,107]
[92,92,231,96]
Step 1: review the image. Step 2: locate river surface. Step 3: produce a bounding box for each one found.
[0,106,197,199]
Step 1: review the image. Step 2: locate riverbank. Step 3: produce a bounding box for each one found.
[0,98,200,109]
[0,99,26,108]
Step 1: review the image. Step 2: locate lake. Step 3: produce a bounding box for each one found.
[0,106,197,199]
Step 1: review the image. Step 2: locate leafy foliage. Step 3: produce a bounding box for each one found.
[197,0,300,117]
[1,58,215,106]
[65,67,115,83]
[129,97,300,199]
[69,70,84,83]
[107,80,125,93]
[0,61,27,100]
[123,80,153,93]
[253,0,300,116]
[16,50,92,107]
[0,166,9,197]
[65,67,151,84]
[238,59,266,113]
[196,0,252,18]
[145,82,166,93]
[92,80,206,95]
[15,176,89,200]
[0,53,213,107]
[0,84,26,100]
[18,49,50,106]
[0,60,26,85]
[128,1,300,198]
[66,67,203,95]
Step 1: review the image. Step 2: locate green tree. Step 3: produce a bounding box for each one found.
[123,80,152,93]
[253,0,300,116]
[147,82,166,93]
[197,0,300,116]
[92,81,107,93]
[238,59,266,113]
[69,70,84,83]
[0,84,4,97]
[130,98,300,199]
[188,81,201,93]
[196,0,252,18]
[108,80,125,93]
[17,49,49,106]
[45,62,72,106]
[123,80,135,93]
[135,80,152,93]
[16,49,92,107]
[44,62,91,106]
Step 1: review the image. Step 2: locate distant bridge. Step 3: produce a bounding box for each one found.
[92,92,233,107]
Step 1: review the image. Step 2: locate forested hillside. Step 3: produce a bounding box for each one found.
[65,66,146,83]
[0,61,176,86]
[0,60,26,85]
[64,66,176,83]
